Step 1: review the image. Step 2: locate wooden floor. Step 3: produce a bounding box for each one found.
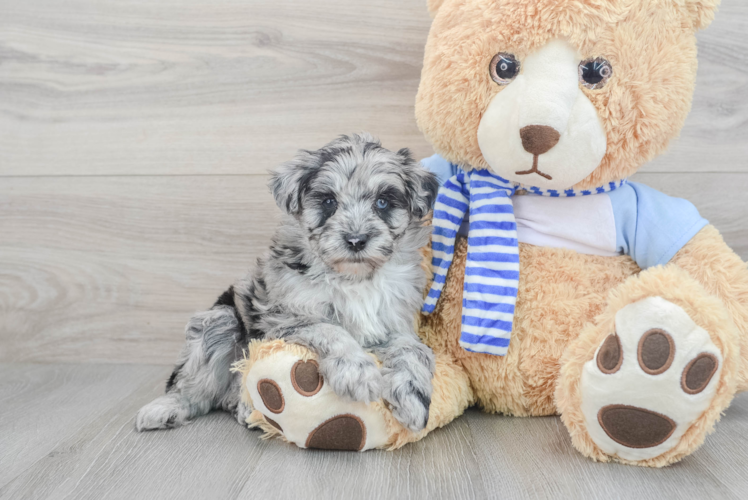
[1,0,747,498]
[0,363,747,500]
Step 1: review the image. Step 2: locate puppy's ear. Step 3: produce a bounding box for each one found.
[400,148,440,220]
[269,152,319,215]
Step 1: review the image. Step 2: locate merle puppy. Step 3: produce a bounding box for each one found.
[136,134,440,433]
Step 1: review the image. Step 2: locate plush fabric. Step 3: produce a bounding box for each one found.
[415,0,711,190]
[240,0,748,467]
[556,257,740,466]
[424,164,631,356]
[236,338,474,451]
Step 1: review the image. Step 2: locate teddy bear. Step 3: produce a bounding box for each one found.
[237,0,748,467]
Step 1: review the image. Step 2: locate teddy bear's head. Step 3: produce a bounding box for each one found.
[416,0,719,190]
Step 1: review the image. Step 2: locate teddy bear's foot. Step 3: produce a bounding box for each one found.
[236,340,392,451]
[557,265,741,467]
[235,338,475,451]
[580,297,723,462]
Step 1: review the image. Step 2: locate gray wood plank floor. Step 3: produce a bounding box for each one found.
[1,363,747,500]
[1,1,747,176]
[2,0,748,498]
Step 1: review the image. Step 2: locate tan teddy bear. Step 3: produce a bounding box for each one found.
[238,0,748,467]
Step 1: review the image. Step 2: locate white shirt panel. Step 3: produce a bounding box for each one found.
[512,194,618,257]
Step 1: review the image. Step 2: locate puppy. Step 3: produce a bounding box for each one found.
[136,133,440,433]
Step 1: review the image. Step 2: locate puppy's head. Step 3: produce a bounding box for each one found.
[270,133,439,278]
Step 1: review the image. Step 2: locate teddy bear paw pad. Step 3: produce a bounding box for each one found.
[306,414,366,451]
[245,348,389,451]
[257,379,285,413]
[580,297,722,461]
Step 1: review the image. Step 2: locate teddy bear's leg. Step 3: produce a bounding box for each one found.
[235,338,472,451]
[667,226,748,392]
[556,247,744,466]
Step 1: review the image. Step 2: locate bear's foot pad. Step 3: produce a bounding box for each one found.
[597,405,676,449]
[306,414,366,451]
[257,380,284,413]
[243,344,390,451]
[581,297,722,461]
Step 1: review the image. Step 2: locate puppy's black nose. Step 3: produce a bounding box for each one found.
[345,233,369,252]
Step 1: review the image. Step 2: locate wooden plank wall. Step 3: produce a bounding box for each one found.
[1,0,747,364]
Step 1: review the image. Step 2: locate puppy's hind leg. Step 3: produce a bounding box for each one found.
[135,304,247,431]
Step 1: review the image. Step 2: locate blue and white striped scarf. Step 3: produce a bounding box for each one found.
[422,167,626,356]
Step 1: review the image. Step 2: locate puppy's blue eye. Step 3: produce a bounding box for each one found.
[324,198,336,206]
[376,198,388,209]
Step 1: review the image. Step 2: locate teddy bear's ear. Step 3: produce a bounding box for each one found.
[679,0,720,31]
[427,0,448,18]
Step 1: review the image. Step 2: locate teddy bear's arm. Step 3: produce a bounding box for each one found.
[668,225,748,392]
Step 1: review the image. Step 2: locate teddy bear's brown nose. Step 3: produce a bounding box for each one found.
[520,125,561,156]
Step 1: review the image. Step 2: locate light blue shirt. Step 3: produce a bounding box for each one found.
[421,154,708,269]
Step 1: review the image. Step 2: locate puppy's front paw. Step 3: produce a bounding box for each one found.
[383,371,432,433]
[234,399,253,428]
[322,355,383,404]
[135,394,191,431]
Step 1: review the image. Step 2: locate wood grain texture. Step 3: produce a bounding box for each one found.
[646,0,748,174]
[467,393,748,500]
[0,176,279,364]
[631,172,748,259]
[1,0,747,497]
[0,0,434,176]
[1,173,746,365]
[1,0,746,176]
[238,413,486,500]
[1,363,747,500]
[0,363,270,500]
[0,363,169,490]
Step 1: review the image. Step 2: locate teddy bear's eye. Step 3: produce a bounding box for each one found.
[490,52,520,85]
[579,57,613,90]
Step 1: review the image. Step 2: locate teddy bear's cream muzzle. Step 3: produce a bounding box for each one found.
[477,38,607,190]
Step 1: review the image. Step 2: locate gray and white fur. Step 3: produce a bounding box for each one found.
[136,133,440,433]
